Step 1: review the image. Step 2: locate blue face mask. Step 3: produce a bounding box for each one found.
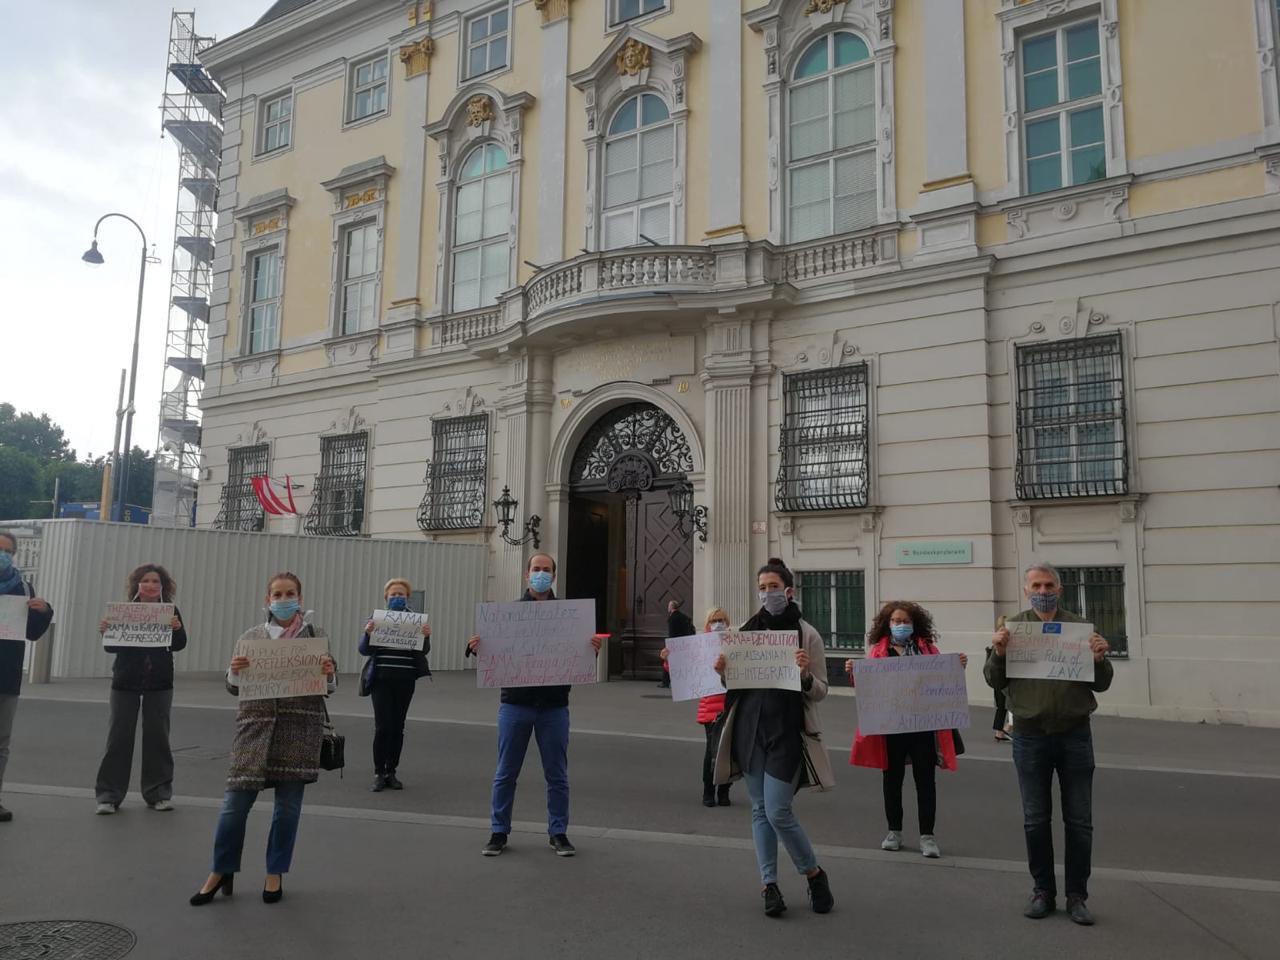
[270,599,301,622]
[759,589,789,616]
[529,571,553,594]
[0,551,12,573]
[1029,592,1058,614]
[889,623,914,642]
[387,596,408,611]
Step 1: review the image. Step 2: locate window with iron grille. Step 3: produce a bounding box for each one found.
[776,365,869,511]
[797,570,866,653]
[1058,565,1127,658]
[304,432,368,536]
[1015,334,1127,500]
[417,414,488,531]
[214,444,268,531]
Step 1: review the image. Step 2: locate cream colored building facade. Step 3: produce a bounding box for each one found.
[199,0,1280,724]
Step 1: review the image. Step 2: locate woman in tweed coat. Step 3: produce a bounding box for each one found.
[190,572,336,906]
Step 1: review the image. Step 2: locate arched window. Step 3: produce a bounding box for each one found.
[787,31,876,242]
[452,142,512,311]
[602,93,674,249]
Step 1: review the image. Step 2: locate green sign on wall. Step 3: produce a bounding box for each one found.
[896,540,973,566]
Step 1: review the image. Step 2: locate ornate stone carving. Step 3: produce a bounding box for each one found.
[465,95,495,127]
[233,421,269,446]
[399,36,434,78]
[804,0,840,13]
[325,405,368,436]
[1119,500,1138,522]
[1012,507,1032,526]
[616,39,651,77]
[441,385,486,415]
[533,0,572,20]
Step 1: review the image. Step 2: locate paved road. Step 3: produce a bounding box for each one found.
[1,675,1278,960]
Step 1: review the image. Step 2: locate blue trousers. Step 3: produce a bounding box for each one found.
[211,782,306,875]
[742,752,818,886]
[490,704,570,835]
[1012,723,1096,899]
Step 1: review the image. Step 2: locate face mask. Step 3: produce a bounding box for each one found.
[710,621,728,632]
[387,596,408,611]
[0,551,12,573]
[270,599,301,622]
[529,571,553,594]
[137,582,163,602]
[889,623,914,642]
[759,589,789,616]
[1029,592,1058,614]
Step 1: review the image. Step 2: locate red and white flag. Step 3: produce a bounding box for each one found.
[251,475,299,516]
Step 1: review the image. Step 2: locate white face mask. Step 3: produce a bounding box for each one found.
[710,621,728,632]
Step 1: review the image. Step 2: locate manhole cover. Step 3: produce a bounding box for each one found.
[0,921,135,960]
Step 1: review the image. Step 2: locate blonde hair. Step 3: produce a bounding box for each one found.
[703,607,731,632]
[384,578,412,597]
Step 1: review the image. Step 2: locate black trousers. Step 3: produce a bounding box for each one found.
[701,717,728,796]
[370,674,417,775]
[993,686,1009,732]
[882,731,937,834]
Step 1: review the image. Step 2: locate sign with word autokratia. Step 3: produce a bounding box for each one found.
[853,653,970,736]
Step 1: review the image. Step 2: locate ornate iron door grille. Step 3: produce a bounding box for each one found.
[304,432,368,536]
[417,413,489,531]
[214,443,268,531]
[775,365,870,511]
[1014,333,1128,500]
[569,402,693,492]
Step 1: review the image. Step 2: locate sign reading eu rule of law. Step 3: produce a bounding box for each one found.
[101,603,175,648]
[852,653,970,736]
[233,633,330,701]
[722,631,802,692]
[474,599,598,688]
[1006,620,1095,682]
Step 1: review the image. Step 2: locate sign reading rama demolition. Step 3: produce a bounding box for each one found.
[474,599,598,689]
[721,631,801,692]
[1006,620,1096,682]
[369,609,429,651]
[233,633,330,701]
[101,603,175,648]
[852,653,970,736]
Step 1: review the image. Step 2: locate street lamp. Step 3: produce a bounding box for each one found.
[492,485,541,548]
[668,478,709,542]
[82,214,152,522]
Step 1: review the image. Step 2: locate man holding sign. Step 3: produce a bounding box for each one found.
[466,554,601,859]
[986,562,1113,926]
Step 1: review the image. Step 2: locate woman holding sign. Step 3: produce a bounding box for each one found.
[712,558,835,919]
[94,563,187,814]
[848,602,965,860]
[189,571,336,907]
[359,578,431,792]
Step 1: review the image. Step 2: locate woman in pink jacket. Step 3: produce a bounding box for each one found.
[662,606,734,807]
[848,601,965,859]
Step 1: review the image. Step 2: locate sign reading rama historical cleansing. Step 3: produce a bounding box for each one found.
[0,594,28,642]
[1006,620,1096,682]
[101,602,175,649]
[721,631,801,692]
[474,599,598,689]
[665,631,725,702]
[233,633,330,701]
[852,653,970,736]
[368,609,429,651]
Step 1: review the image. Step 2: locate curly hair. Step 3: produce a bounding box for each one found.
[126,563,176,603]
[867,600,938,647]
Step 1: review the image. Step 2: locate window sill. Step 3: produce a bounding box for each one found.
[999,174,1133,241]
[1010,493,1144,525]
[606,5,671,35]
[230,350,280,384]
[323,330,380,367]
[251,144,293,164]
[342,110,389,133]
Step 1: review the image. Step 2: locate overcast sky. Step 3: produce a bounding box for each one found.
[0,0,266,459]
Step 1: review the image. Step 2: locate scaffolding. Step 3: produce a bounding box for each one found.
[152,10,223,527]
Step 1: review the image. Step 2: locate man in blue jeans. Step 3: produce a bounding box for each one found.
[467,553,601,858]
[986,562,1113,926]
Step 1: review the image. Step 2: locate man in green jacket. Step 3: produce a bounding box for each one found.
[986,562,1112,926]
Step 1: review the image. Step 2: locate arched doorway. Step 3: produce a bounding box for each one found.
[565,402,694,680]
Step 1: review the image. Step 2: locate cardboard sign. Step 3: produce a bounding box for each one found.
[666,631,725,702]
[101,602,174,648]
[852,653,970,736]
[369,609,429,651]
[1006,620,1096,682]
[474,599,598,689]
[0,594,28,641]
[722,631,801,691]
[233,633,330,701]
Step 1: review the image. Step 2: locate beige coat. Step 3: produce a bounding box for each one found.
[712,619,835,791]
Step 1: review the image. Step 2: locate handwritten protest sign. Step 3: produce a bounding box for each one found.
[666,632,725,702]
[1006,620,1095,681]
[722,631,801,691]
[474,599,598,688]
[369,609,429,651]
[0,594,27,641]
[233,633,330,701]
[101,602,174,648]
[852,653,970,736]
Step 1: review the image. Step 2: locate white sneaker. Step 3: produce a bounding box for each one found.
[94,803,116,815]
[881,830,902,851]
[920,835,941,858]
[149,799,174,812]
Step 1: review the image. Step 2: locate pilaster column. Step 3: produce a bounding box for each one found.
[386,40,431,330]
[706,0,744,240]
[495,353,532,600]
[536,9,570,264]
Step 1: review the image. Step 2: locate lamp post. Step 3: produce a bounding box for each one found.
[492,485,541,549]
[82,214,151,522]
[668,478,709,542]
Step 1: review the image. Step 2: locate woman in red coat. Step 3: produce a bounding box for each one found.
[661,606,733,807]
[848,601,965,859]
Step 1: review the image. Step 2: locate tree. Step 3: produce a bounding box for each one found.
[0,446,42,520]
[0,403,75,462]
[123,446,155,510]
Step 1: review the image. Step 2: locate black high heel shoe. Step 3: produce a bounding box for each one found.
[263,877,284,904]
[189,873,234,906]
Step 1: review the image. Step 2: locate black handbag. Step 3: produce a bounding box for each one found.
[319,702,345,775]
[951,728,966,756]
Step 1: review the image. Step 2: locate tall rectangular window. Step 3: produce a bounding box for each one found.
[340,222,378,334]
[776,365,870,511]
[417,414,489,531]
[1015,334,1127,499]
[304,432,368,536]
[1020,19,1105,194]
[348,54,388,122]
[257,92,292,154]
[214,444,268,531]
[247,248,280,353]
[465,6,509,78]
[612,0,665,26]
[1058,565,1127,658]
[797,570,866,653]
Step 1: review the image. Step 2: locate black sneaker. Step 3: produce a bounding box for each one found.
[806,868,834,914]
[386,775,404,790]
[0,803,12,823]
[1066,896,1095,925]
[549,834,576,857]
[1024,889,1056,919]
[481,833,507,857]
[370,775,387,793]
[716,786,731,807]
[762,883,787,917]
